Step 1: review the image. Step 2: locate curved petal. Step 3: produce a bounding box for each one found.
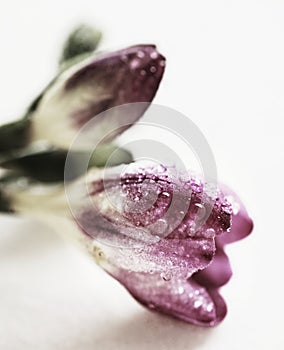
[32,45,165,149]
[189,186,253,324]
[110,270,227,327]
[72,164,236,326]
[192,247,232,289]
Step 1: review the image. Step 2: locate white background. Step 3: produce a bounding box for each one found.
[0,1,283,349]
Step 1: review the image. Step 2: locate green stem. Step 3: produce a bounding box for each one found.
[0,118,31,154]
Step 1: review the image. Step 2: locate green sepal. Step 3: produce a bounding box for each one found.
[0,145,133,183]
[59,24,102,69]
[0,118,31,155]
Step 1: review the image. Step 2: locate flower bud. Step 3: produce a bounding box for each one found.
[31,45,165,149]
[0,162,253,326]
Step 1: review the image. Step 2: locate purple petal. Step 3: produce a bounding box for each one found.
[66,44,165,130]
[189,187,253,325]
[72,165,240,326]
[192,187,253,288]
[192,247,232,289]
[111,270,227,326]
[78,166,231,247]
[192,202,253,288]
[32,45,165,148]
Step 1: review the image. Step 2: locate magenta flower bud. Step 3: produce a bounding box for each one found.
[31,45,165,149]
[70,164,253,327]
[2,162,253,326]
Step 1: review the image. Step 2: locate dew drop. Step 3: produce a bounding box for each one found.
[195,203,204,209]
[194,299,203,308]
[155,218,168,236]
[206,303,214,312]
[161,191,170,198]
[140,69,146,76]
[150,65,157,73]
[121,54,128,62]
[130,58,140,70]
[195,203,207,220]
[204,228,215,239]
[150,51,159,59]
[137,50,145,58]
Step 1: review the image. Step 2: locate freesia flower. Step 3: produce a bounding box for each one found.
[0,163,253,326]
[0,24,253,327]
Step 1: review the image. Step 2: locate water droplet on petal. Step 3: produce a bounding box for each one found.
[161,191,170,198]
[150,65,157,73]
[204,228,215,238]
[155,218,168,236]
[194,299,203,308]
[130,58,140,70]
[150,51,159,59]
[137,50,145,58]
[206,303,214,312]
